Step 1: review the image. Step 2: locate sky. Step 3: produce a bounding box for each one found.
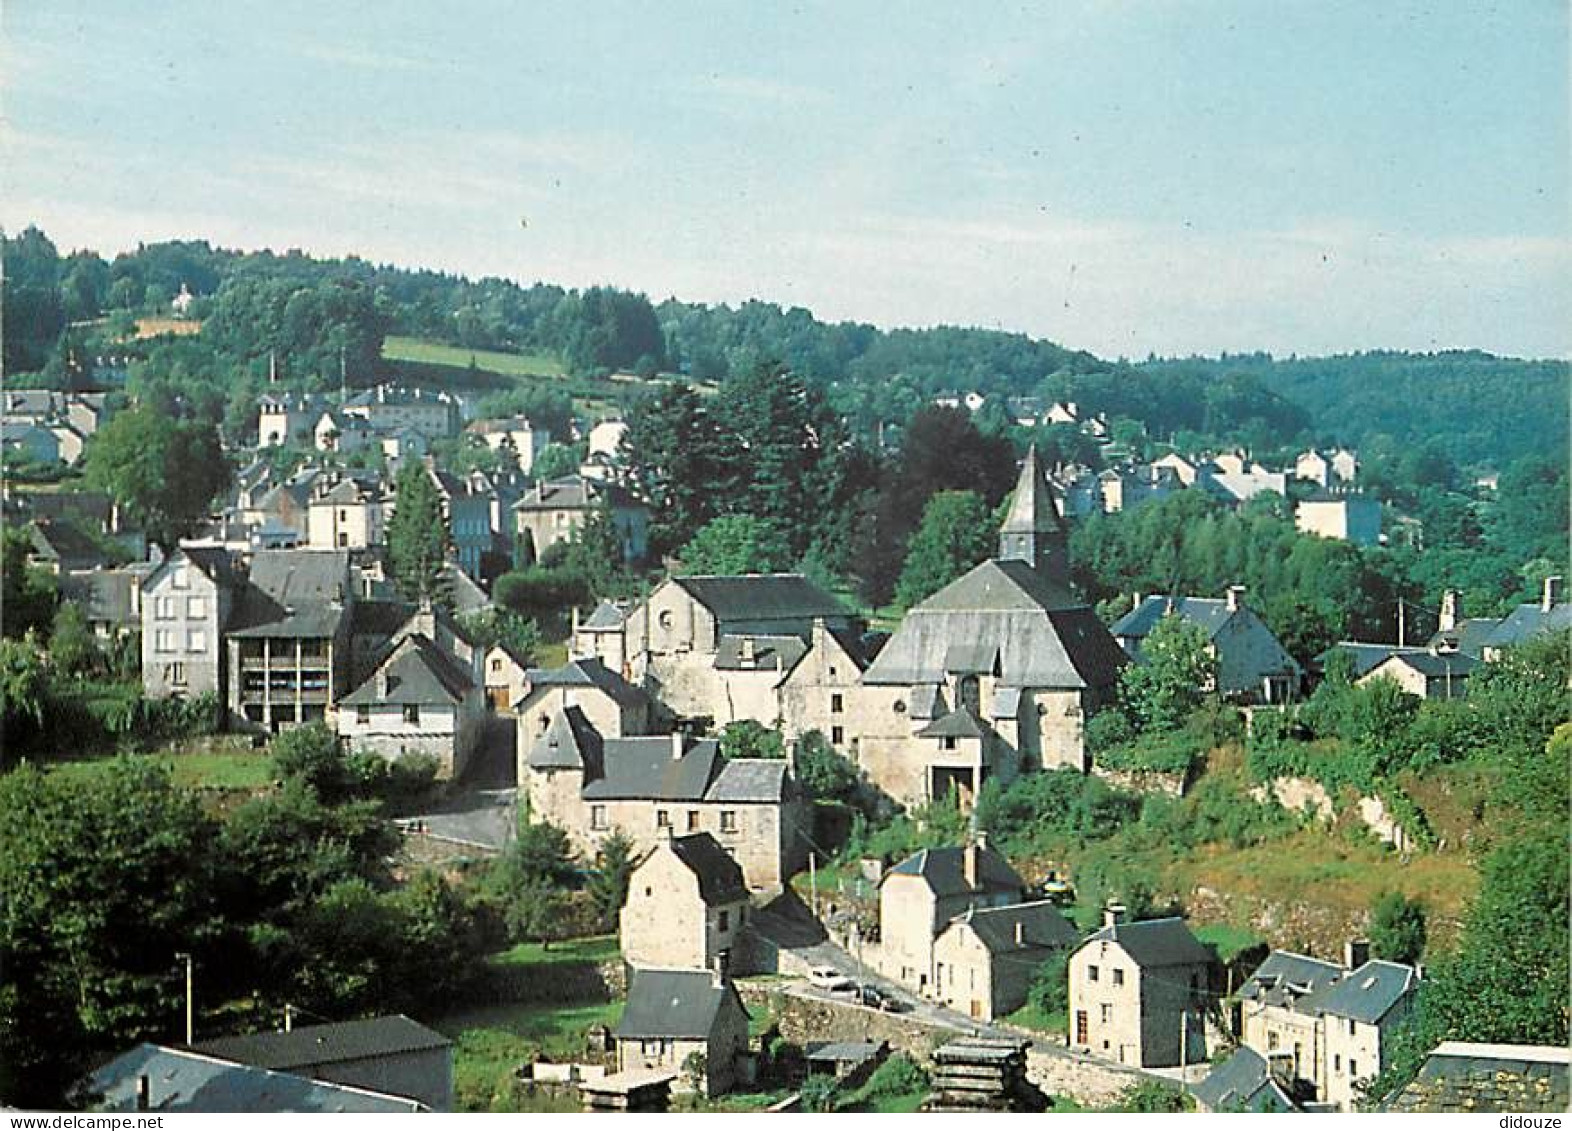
[3,0,1568,359]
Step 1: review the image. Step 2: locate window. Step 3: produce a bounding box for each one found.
[186,595,206,619]
[403,705,421,725]
[491,658,503,672]
[718,910,730,932]
[187,630,206,653]
[1112,968,1124,987]
[337,532,348,548]
[1100,1003,1112,1024]
[155,629,176,652]
[830,693,843,714]
[829,665,838,678]
[591,805,608,830]
[1347,1018,1356,1036]
[170,567,188,590]
[942,736,957,751]
[719,810,737,833]
[164,663,186,687]
[1349,1060,1358,1079]
[1333,1055,1341,1072]
[1267,1031,1279,1051]
[356,705,370,724]
[1087,965,1099,982]
[686,810,700,831]
[893,699,906,715]
[640,1039,671,1057]
[657,609,674,629]
[831,725,845,745]
[156,595,177,619]
[656,809,670,828]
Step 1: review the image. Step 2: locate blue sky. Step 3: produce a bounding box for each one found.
[3,1,1567,358]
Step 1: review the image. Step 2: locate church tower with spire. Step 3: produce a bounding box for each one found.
[997,444,1071,589]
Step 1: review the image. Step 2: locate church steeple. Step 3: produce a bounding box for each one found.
[998,444,1070,587]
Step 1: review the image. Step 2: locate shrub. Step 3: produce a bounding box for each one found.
[861,1053,928,1099]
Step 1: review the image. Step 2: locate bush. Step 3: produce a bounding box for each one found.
[796,730,859,803]
[1026,951,1070,1019]
[974,769,1140,854]
[861,1053,928,1099]
[1094,730,1203,776]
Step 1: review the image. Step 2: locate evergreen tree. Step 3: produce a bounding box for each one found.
[386,464,452,606]
[894,490,995,609]
[680,514,792,575]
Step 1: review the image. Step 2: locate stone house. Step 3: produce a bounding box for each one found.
[1301,957,1419,1111]
[1358,649,1476,700]
[257,392,329,447]
[621,831,750,975]
[931,899,1079,1021]
[341,384,459,440]
[613,969,751,1096]
[572,600,634,673]
[1235,949,1345,1095]
[312,410,374,455]
[61,565,152,642]
[1479,576,1569,661]
[306,475,387,551]
[141,547,241,700]
[616,573,859,722]
[424,464,498,580]
[514,656,658,739]
[1067,910,1215,1068]
[1295,494,1381,547]
[338,634,486,778]
[854,448,1127,807]
[877,840,1026,995]
[482,642,532,711]
[513,475,650,564]
[26,517,116,574]
[521,707,805,887]
[1193,1046,1299,1112]
[1111,588,1302,703]
[194,1015,454,1112]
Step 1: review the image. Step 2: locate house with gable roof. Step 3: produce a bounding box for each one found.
[337,633,485,777]
[1193,1046,1299,1112]
[1384,1042,1570,1114]
[931,899,1079,1021]
[1235,949,1346,1093]
[141,546,243,701]
[852,447,1127,807]
[514,655,659,738]
[520,707,805,886]
[1112,587,1302,703]
[621,830,750,974]
[1067,907,1216,1067]
[1301,957,1419,1110]
[613,969,751,1096]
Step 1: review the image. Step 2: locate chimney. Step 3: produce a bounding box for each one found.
[1132,592,1143,610]
[963,842,980,889]
[1014,920,1025,947]
[711,955,726,988]
[670,732,686,761]
[1438,589,1460,632]
[1344,938,1371,970]
[739,637,755,667]
[1103,903,1127,929]
[1226,585,1245,612]
[1543,575,1563,612]
[136,1075,151,1112]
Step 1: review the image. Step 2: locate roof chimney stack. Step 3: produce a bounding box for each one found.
[1103,903,1127,929]
[136,1075,151,1112]
[1439,589,1460,632]
[963,841,980,889]
[1543,575,1562,612]
[671,731,686,761]
[1226,584,1245,612]
[1344,938,1371,970]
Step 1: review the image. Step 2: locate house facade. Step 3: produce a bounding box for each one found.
[338,634,486,778]
[620,832,750,975]
[514,475,650,564]
[141,548,238,700]
[613,969,751,1096]
[931,900,1079,1021]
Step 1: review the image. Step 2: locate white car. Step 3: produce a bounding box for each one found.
[808,966,854,992]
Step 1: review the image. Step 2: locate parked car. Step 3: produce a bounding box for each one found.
[855,984,909,1012]
[808,966,855,992]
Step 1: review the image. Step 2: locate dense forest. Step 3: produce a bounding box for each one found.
[5,226,1564,471]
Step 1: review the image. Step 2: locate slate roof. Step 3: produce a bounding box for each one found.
[340,635,475,706]
[580,735,722,801]
[514,474,640,512]
[1369,650,1478,680]
[1238,950,1344,1008]
[1112,596,1237,641]
[1386,1042,1570,1114]
[581,600,629,630]
[1425,618,1503,659]
[862,559,1126,690]
[524,656,650,710]
[909,683,947,720]
[999,445,1068,537]
[525,705,605,773]
[671,573,849,624]
[1315,642,1428,679]
[666,832,748,906]
[946,899,1079,953]
[195,1015,451,1070]
[704,758,789,803]
[916,708,991,740]
[27,518,108,565]
[714,634,808,673]
[1483,601,1572,651]
[614,970,746,1040]
[227,550,353,639]
[1193,1046,1296,1113]
[1085,917,1214,968]
[887,844,1023,898]
[1299,959,1417,1024]
[87,1044,425,1113]
[60,567,149,627]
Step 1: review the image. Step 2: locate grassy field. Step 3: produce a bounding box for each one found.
[1004,1001,1067,1035]
[382,335,565,379]
[45,749,274,792]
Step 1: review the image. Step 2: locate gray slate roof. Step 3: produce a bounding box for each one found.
[87,1044,425,1113]
[1193,1046,1296,1113]
[340,634,475,706]
[580,735,722,801]
[947,899,1078,953]
[1483,601,1572,651]
[1299,959,1417,1024]
[227,550,352,639]
[672,573,849,624]
[714,634,808,673]
[1386,1042,1570,1114]
[581,600,629,630]
[524,656,650,711]
[1085,916,1214,969]
[614,970,746,1040]
[194,1015,451,1070]
[1371,650,1479,679]
[863,559,1126,690]
[666,832,748,905]
[704,758,789,803]
[1238,950,1344,1008]
[1425,617,1503,659]
[1112,595,1236,641]
[525,705,605,773]
[61,567,150,628]
[1316,641,1428,679]
[887,844,1023,898]
[916,708,991,740]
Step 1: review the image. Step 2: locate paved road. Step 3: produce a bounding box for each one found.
[403,715,517,851]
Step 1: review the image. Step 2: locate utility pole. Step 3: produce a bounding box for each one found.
[284,1003,295,1033]
[808,853,818,918]
[1179,1009,1188,1091]
[1397,598,1406,647]
[175,952,194,1045]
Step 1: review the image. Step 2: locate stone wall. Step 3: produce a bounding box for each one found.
[1023,1045,1152,1108]
[737,983,956,1061]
